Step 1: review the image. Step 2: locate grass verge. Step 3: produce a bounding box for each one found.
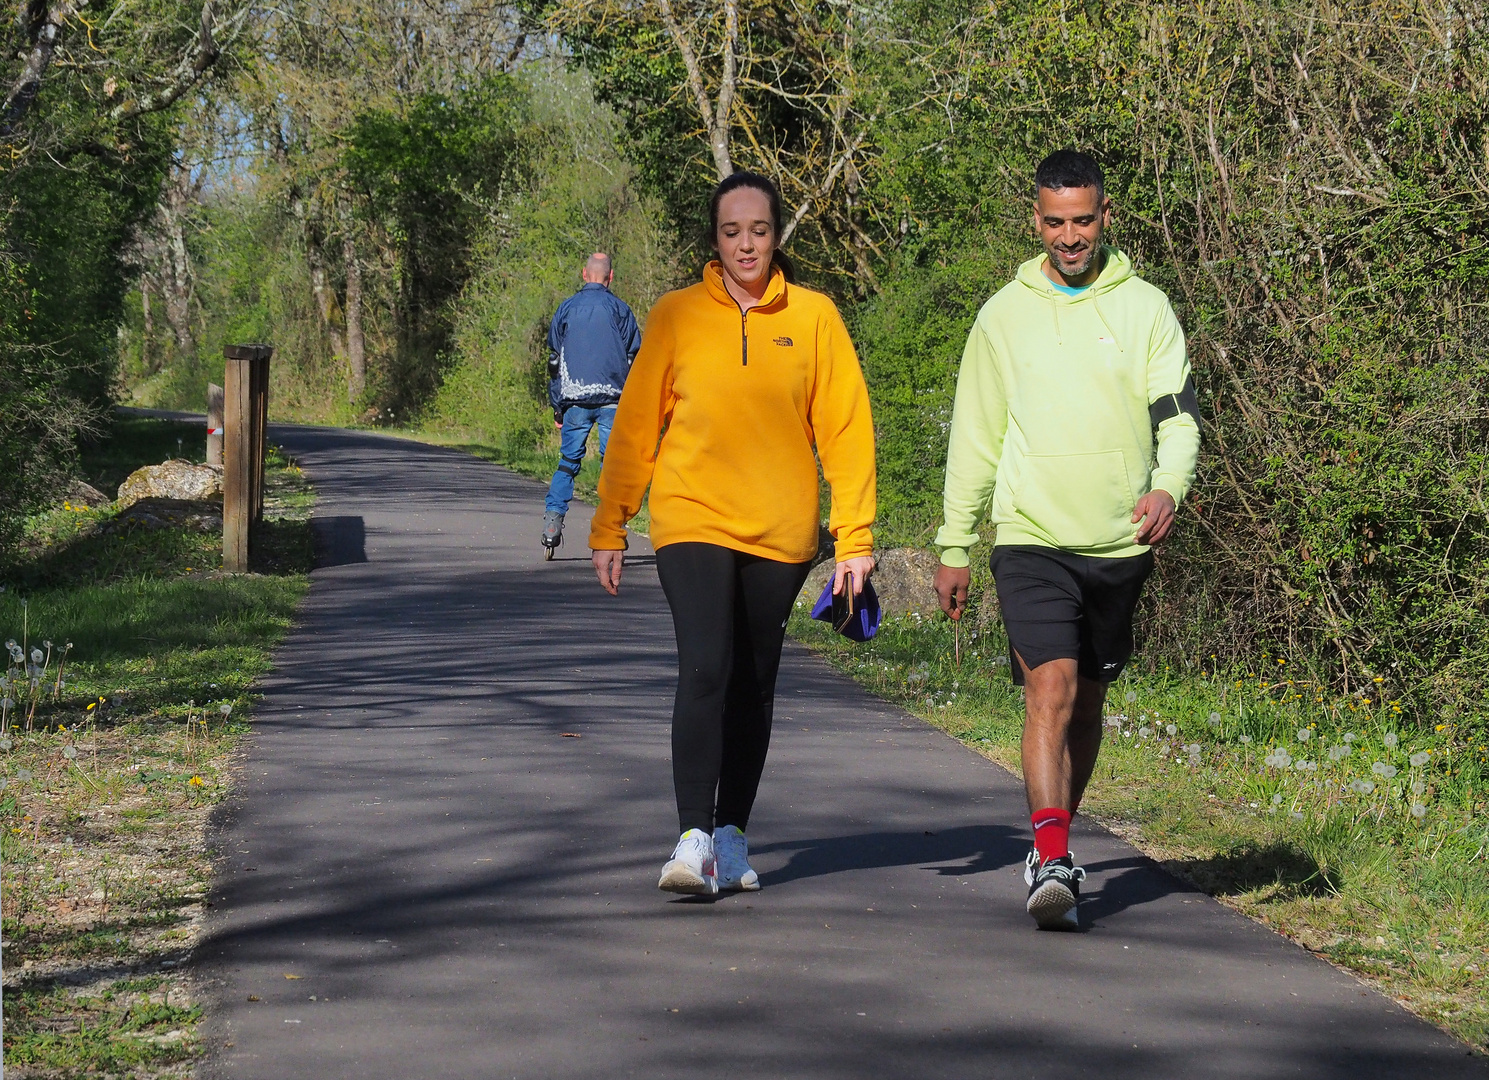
[789,596,1488,1054]
[1,416,313,1078]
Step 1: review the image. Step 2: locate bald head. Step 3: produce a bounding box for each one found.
[582,252,613,285]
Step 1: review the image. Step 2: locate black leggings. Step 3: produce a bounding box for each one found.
[655,543,813,835]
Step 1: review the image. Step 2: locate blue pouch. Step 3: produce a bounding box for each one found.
[810,573,882,642]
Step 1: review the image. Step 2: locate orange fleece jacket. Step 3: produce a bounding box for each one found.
[590,261,876,564]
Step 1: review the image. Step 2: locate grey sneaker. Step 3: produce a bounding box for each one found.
[713,824,760,891]
[541,511,564,551]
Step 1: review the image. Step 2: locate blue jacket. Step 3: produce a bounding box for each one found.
[547,283,642,412]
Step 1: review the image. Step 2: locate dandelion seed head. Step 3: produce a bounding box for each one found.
[1138,726,1151,738]
[1410,803,1427,819]
[220,703,233,716]
[1383,732,1398,749]
[1125,691,1137,703]
[1239,734,1252,744]
[1409,751,1429,767]
[1296,728,1311,742]
[1165,724,1177,736]
[1272,793,1283,805]
[62,745,77,759]
[1343,732,1356,742]
[1350,779,1375,794]
[16,768,31,781]
[28,649,41,663]
[1372,761,1397,778]
[1411,780,1426,795]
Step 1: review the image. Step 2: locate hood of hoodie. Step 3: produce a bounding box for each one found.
[1015,245,1133,299]
[1015,245,1135,349]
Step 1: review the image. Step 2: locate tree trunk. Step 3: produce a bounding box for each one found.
[161,169,197,358]
[305,227,346,360]
[140,276,155,372]
[1,0,73,137]
[343,232,365,402]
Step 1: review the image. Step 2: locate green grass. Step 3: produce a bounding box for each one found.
[790,601,1489,1053]
[1,416,313,1077]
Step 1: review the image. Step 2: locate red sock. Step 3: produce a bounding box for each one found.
[1031,808,1071,863]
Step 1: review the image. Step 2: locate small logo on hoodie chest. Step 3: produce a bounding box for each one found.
[774,336,794,347]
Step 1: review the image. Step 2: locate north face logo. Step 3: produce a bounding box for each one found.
[774,336,794,346]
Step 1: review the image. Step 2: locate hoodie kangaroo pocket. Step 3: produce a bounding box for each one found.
[1012,450,1135,548]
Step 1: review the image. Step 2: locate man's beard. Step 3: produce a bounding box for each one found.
[1046,242,1098,281]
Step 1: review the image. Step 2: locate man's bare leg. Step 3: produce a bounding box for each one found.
[1017,653,1108,813]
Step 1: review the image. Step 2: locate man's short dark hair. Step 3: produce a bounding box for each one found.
[1034,149,1105,199]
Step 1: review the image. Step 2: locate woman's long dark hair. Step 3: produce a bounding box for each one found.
[707,171,795,282]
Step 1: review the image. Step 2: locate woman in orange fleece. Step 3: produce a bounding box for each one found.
[590,172,877,895]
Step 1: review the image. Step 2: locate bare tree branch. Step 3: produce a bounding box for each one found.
[108,0,250,122]
[656,0,733,178]
[2,0,75,137]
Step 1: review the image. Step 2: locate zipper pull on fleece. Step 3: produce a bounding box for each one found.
[741,309,748,365]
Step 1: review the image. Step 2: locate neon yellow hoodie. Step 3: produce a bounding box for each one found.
[934,247,1200,567]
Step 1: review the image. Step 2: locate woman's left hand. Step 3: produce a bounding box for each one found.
[833,555,876,597]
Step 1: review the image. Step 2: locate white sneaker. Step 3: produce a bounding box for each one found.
[658,829,718,894]
[713,824,760,892]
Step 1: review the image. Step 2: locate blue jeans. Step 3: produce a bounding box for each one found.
[544,404,616,514]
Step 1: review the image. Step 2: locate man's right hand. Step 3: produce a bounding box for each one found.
[592,549,624,595]
[934,564,971,620]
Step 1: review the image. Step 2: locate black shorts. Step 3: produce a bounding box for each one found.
[989,545,1154,685]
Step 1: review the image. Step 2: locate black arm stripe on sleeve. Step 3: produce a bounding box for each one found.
[1149,375,1201,429]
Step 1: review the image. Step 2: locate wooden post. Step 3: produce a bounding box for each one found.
[222,345,272,573]
[249,355,270,521]
[206,383,224,466]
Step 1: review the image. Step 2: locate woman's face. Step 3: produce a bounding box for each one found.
[714,187,777,290]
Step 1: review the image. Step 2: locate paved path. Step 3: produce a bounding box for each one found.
[199,425,1485,1079]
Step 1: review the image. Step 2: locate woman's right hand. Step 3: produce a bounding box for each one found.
[592,549,625,595]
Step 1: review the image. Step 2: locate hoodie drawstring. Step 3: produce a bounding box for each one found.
[1049,296,1063,345]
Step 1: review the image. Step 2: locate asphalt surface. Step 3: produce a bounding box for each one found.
[197,424,1486,1079]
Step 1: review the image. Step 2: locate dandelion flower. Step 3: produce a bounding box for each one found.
[1350,779,1375,794]
[1343,732,1356,743]
[1272,793,1283,805]
[1410,780,1426,795]
[1410,803,1427,820]
[188,776,205,787]
[29,648,41,663]
[1297,728,1312,742]
[1165,724,1177,736]
[1409,751,1429,767]
[1138,726,1151,739]
[1208,712,1221,726]
[1383,732,1398,748]
[220,703,233,716]
[1125,691,1137,703]
[1371,761,1397,778]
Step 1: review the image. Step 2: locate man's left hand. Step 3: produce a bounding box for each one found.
[1132,490,1177,546]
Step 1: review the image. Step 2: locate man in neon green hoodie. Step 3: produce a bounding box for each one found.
[932,150,1201,930]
